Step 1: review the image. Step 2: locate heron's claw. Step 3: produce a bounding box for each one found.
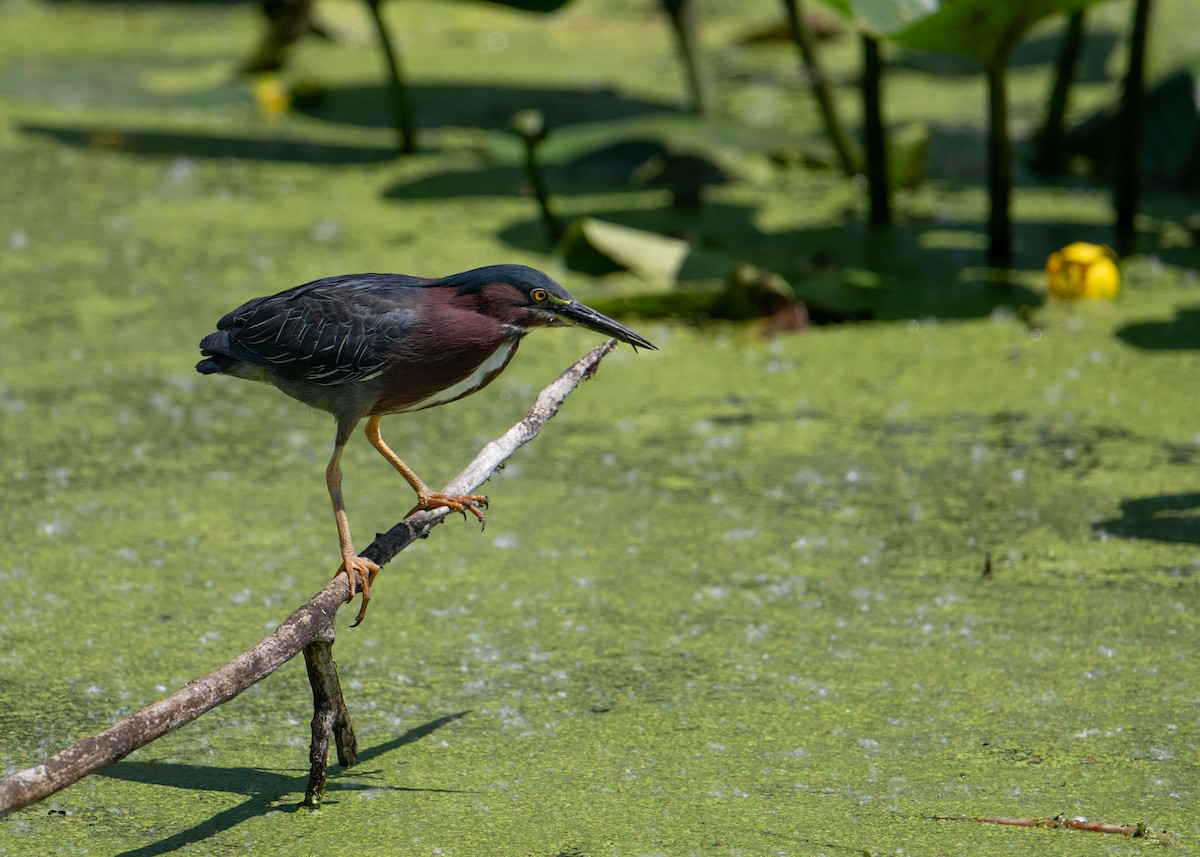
[406,492,489,529]
[336,554,380,626]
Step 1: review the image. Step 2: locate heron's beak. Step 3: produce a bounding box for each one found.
[559,301,657,352]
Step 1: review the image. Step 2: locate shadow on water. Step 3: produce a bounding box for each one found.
[20,123,395,164]
[1093,493,1200,546]
[101,711,470,857]
[43,0,255,4]
[384,139,706,203]
[297,82,678,132]
[18,76,676,162]
[1115,305,1200,350]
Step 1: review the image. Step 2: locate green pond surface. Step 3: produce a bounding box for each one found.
[2,0,1199,854]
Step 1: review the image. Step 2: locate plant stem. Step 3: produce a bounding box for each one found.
[660,0,715,116]
[986,59,1012,264]
[1032,10,1085,174]
[512,110,564,243]
[1116,0,1151,237]
[861,33,890,225]
[781,0,857,176]
[365,0,416,154]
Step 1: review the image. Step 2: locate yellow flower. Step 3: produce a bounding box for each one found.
[254,75,291,117]
[1045,242,1120,299]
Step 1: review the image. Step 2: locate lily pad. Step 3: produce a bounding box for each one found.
[556,218,889,322]
[471,0,573,10]
[791,266,883,318]
[818,0,938,37]
[888,120,930,189]
[556,217,733,283]
[558,217,688,281]
[1062,68,1200,188]
[490,114,796,167]
[881,0,1102,68]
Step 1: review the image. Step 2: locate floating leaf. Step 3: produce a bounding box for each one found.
[882,0,1101,68]
[888,120,929,189]
[557,218,890,322]
[817,0,938,38]
[557,218,691,282]
[791,267,882,319]
[489,114,795,167]
[465,0,573,11]
[1063,68,1200,188]
[557,217,741,284]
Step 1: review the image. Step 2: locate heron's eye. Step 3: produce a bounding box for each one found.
[530,288,549,303]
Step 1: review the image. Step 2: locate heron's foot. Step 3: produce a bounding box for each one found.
[336,554,380,626]
[408,492,489,527]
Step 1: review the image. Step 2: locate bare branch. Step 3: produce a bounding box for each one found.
[0,340,619,816]
[929,815,1165,842]
[302,627,356,806]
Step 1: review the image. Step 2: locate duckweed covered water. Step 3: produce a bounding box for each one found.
[4,312,1197,855]
[2,1,1199,854]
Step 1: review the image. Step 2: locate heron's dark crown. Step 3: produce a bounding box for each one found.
[434,264,572,302]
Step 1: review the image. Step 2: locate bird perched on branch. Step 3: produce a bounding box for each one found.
[198,264,655,623]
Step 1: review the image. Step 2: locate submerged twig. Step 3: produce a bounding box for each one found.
[0,340,619,816]
[930,815,1165,842]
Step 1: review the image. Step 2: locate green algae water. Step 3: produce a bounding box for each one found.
[4,309,1197,855]
[2,0,1199,854]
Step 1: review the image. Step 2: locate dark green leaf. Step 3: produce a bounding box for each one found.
[835,0,937,37]
[467,0,573,11]
[885,0,1104,68]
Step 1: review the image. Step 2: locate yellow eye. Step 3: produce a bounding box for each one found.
[530,288,548,303]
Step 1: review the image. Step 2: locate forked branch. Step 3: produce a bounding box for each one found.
[0,340,619,816]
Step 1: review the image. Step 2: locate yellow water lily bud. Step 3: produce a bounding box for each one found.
[1045,242,1120,299]
[254,75,291,117]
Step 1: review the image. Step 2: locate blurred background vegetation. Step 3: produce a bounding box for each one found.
[4,0,1198,326]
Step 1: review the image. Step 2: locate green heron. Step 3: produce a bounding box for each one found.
[197,264,654,621]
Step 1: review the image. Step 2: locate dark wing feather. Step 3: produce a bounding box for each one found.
[200,274,431,385]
